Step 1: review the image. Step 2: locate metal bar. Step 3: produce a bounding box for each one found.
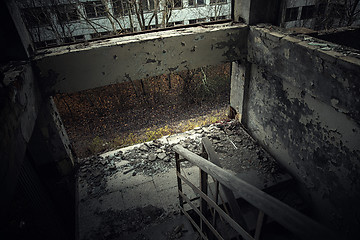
[200,169,209,237]
[179,190,224,240]
[254,210,265,240]
[212,180,220,227]
[177,171,254,240]
[173,144,335,240]
[202,137,249,231]
[175,152,184,210]
[180,207,209,240]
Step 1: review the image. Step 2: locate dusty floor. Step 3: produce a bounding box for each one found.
[77,120,290,240]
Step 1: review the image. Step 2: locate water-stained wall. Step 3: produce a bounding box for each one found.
[35,23,248,94]
[234,26,360,237]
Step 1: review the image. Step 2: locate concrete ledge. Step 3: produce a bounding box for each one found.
[35,23,248,94]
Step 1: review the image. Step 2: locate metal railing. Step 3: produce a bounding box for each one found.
[173,137,336,240]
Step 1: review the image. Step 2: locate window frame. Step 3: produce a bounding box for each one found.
[285,7,299,22]
[22,7,51,28]
[84,1,107,19]
[300,5,316,20]
[210,0,227,5]
[188,0,206,7]
[55,4,80,24]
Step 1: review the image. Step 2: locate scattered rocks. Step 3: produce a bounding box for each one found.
[148,153,157,162]
[139,144,148,151]
[79,120,288,240]
[78,120,284,201]
[157,152,167,160]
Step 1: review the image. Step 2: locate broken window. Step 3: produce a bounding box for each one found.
[140,0,156,11]
[189,19,197,24]
[189,0,205,6]
[84,1,106,18]
[167,20,184,27]
[63,35,85,43]
[210,0,227,4]
[113,0,131,16]
[189,18,206,24]
[168,0,182,8]
[301,5,315,20]
[22,7,50,27]
[90,31,111,39]
[34,39,57,48]
[55,4,79,23]
[74,35,86,42]
[210,15,227,21]
[285,7,299,21]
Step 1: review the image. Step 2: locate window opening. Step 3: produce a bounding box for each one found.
[301,5,315,20]
[285,7,299,22]
[84,1,106,18]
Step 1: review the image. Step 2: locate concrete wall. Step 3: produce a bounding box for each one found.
[34,23,247,94]
[0,63,41,217]
[232,25,360,237]
[0,62,75,234]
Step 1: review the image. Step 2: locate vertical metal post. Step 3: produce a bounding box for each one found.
[175,152,184,211]
[200,168,208,239]
[212,180,220,227]
[254,210,265,240]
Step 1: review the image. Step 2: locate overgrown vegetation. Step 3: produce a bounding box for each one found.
[110,108,226,150]
[55,64,231,157]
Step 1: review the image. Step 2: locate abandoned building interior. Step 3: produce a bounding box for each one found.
[1,0,360,239]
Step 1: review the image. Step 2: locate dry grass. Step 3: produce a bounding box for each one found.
[88,108,227,154]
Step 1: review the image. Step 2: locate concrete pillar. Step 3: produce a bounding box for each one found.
[233,0,282,25]
[28,97,75,177]
[231,0,281,123]
[230,60,251,123]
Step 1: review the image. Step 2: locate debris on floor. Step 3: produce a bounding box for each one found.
[77,120,288,240]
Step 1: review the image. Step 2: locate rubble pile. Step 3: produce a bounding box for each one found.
[78,155,117,198]
[78,120,289,240]
[78,120,284,201]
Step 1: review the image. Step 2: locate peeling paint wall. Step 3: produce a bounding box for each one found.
[34,23,248,94]
[236,26,360,237]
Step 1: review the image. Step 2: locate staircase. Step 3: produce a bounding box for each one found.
[173,137,334,240]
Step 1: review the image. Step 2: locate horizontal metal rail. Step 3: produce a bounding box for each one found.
[178,171,253,240]
[178,189,225,240]
[173,144,336,240]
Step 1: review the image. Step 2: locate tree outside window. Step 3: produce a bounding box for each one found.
[167,0,182,8]
[84,1,106,18]
[22,7,51,27]
[55,4,79,23]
